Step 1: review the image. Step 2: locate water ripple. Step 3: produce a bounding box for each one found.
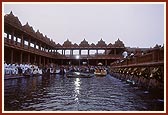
[4,75,164,111]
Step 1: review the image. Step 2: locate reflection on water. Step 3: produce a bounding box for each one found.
[4,74,164,111]
[74,78,80,101]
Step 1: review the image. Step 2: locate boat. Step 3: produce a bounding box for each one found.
[94,69,107,76]
[66,72,94,78]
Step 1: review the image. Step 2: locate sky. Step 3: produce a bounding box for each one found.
[3,3,165,48]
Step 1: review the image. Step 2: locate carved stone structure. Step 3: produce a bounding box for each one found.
[110,45,164,91]
[4,12,125,66]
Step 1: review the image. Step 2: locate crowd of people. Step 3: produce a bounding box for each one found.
[4,62,42,76]
[4,61,109,77]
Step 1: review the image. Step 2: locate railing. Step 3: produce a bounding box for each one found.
[4,38,57,58]
[111,47,164,67]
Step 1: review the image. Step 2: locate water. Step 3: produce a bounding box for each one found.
[4,74,164,111]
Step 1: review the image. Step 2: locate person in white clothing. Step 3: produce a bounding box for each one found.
[122,51,128,58]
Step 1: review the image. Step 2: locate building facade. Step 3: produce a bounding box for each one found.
[4,11,125,66]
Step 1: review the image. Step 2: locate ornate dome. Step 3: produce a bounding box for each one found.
[4,11,22,28]
[73,43,78,47]
[63,39,72,47]
[90,43,96,47]
[108,43,113,47]
[56,43,62,47]
[79,38,89,47]
[114,38,125,47]
[96,38,107,47]
[23,22,35,35]
[36,29,44,39]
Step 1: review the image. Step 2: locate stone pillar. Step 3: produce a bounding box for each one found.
[34,41,36,50]
[96,60,98,65]
[39,56,41,65]
[96,49,98,54]
[20,51,23,64]
[114,49,116,55]
[105,60,107,66]
[44,57,46,66]
[47,58,49,64]
[44,46,46,52]
[61,60,63,65]
[15,37,18,45]
[48,48,50,53]
[71,50,73,55]
[28,53,30,63]
[62,50,64,55]
[56,49,57,55]
[11,30,14,44]
[34,55,36,64]
[39,44,41,50]
[70,50,72,56]
[7,32,9,39]
[105,49,107,55]
[87,58,89,66]
[28,38,31,49]
[79,49,81,55]
[21,34,24,47]
[11,49,13,64]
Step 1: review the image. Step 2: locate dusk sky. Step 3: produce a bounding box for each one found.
[3,3,165,48]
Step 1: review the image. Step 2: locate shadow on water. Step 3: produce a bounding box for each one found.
[4,74,164,111]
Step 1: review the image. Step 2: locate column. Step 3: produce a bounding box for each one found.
[96,49,98,54]
[62,50,63,55]
[48,48,50,52]
[43,47,45,51]
[21,34,24,47]
[20,51,23,64]
[28,53,30,63]
[15,37,18,45]
[11,30,14,44]
[79,49,81,55]
[28,38,31,49]
[114,49,116,55]
[88,49,89,55]
[7,32,9,39]
[61,60,63,65]
[39,56,41,65]
[47,58,49,64]
[34,55,36,64]
[71,49,73,55]
[34,41,36,50]
[39,44,41,51]
[44,57,46,66]
[96,60,98,65]
[6,33,9,43]
[55,49,57,54]
[105,49,107,55]
[105,60,107,66]
[11,49,13,64]
[70,50,72,56]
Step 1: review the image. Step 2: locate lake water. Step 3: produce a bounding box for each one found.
[4,74,164,111]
